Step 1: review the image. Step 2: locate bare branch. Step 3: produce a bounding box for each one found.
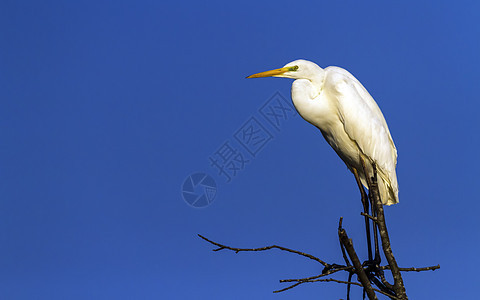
[338,226,378,300]
[361,212,378,221]
[198,160,440,299]
[280,266,353,282]
[272,281,303,293]
[197,234,329,267]
[338,217,352,268]
[275,278,401,299]
[382,265,441,272]
[279,264,440,285]
[339,217,354,300]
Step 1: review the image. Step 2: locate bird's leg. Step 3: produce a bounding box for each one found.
[370,191,381,265]
[358,156,383,281]
[359,156,381,266]
[352,167,373,262]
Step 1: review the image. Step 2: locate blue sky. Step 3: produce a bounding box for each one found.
[1,1,479,299]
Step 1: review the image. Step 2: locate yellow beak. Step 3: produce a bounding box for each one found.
[246,67,291,79]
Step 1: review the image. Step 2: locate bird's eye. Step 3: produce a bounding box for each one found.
[288,66,299,72]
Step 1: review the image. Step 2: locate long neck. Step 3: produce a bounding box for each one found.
[309,66,326,93]
[293,67,325,100]
[290,70,328,127]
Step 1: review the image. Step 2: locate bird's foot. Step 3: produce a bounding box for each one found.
[362,259,381,274]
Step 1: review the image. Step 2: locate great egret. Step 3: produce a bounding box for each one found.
[247,59,398,205]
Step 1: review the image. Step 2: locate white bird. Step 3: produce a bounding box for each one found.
[247,59,398,205]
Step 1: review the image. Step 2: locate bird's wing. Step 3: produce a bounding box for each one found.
[326,67,397,178]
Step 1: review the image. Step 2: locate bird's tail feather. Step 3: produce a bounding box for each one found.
[360,169,399,206]
[377,172,399,206]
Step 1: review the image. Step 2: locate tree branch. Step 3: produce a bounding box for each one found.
[361,212,378,221]
[198,160,440,299]
[279,263,439,284]
[382,265,440,272]
[338,223,378,300]
[197,234,329,267]
[275,278,401,299]
[280,266,352,282]
[360,158,407,299]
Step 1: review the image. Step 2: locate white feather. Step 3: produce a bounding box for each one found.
[247,59,399,205]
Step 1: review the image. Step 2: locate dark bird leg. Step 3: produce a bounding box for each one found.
[352,167,373,262]
[358,157,382,267]
[370,190,381,265]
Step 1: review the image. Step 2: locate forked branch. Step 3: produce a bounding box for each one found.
[199,161,439,299]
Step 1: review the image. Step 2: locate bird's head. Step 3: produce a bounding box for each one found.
[246,59,323,80]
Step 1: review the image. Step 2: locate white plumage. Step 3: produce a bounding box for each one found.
[247,59,398,205]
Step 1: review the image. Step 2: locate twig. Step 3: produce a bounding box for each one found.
[279,264,440,285]
[381,265,440,272]
[338,217,354,300]
[273,281,303,293]
[338,218,352,268]
[280,266,353,282]
[338,225,378,300]
[361,212,377,221]
[275,278,400,299]
[198,161,439,299]
[197,234,329,267]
